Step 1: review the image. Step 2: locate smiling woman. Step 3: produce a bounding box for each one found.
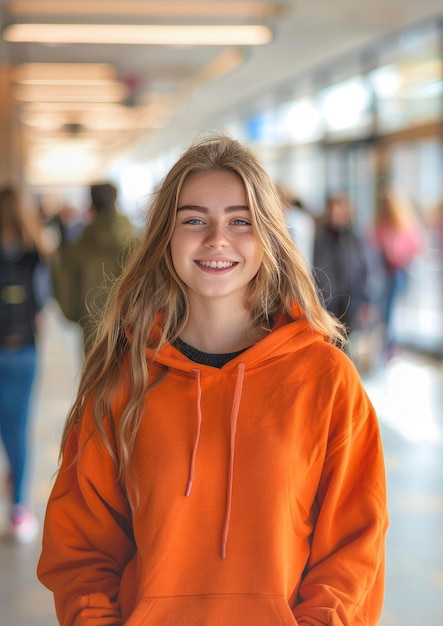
[37,133,388,626]
[170,169,263,342]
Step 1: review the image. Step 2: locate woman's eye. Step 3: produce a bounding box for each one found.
[232,218,251,226]
[184,218,205,225]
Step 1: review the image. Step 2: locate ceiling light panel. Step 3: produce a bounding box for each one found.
[13,82,128,102]
[21,102,130,112]
[6,1,285,19]
[12,63,116,83]
[4,24,273,46]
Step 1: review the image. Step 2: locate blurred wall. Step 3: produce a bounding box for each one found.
[0,66,21,186]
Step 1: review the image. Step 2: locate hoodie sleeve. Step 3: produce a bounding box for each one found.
[293,366,388,626]
[37,399,136,626]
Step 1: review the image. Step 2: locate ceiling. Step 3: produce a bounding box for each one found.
[0,0,442,188]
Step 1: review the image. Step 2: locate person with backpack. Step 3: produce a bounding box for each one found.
[0,186,47,542]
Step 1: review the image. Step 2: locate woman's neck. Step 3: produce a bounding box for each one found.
[179,298,266,354]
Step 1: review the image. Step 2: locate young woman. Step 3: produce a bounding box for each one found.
[0,187,47,542]
[38,135,388,625]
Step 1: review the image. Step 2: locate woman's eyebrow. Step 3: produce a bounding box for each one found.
[177,205,207,213]
[177,205,249,212]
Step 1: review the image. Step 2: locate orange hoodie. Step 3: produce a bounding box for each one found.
[37,307,388,625]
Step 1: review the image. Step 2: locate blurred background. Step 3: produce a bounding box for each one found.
[0,1,442,624]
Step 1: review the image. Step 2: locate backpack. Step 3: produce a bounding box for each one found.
[0,248,40,347]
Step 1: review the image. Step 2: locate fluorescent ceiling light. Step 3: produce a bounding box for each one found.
[20,102,172,131]
[12,63,116,83]
[13,82,127,102]
[3,23,272,46]
[6,1,284,19]
[22,102,130,112]
[15,79,119,86]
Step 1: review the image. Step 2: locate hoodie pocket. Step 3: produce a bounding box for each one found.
[125,594,298,625]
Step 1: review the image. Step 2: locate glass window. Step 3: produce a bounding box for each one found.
[276,98,324,144]
[370,24,443,132]
[370,60,443,132]
[318,76,373,138]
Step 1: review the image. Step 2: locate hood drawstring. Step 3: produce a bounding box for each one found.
[185,368,203,497]
[186,363,246,560]
[221,362,245,559]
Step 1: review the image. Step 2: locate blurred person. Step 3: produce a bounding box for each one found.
[313,193,371,336]
[0,186,48,542]
[50,182,138,355]
[372,187,423,358]
[38,135,387,626]
[56,202,85,246]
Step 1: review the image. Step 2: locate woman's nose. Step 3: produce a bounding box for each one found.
[204,223,229,248]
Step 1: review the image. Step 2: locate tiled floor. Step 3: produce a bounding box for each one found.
[1,302,442,625]
[364,356,443,625]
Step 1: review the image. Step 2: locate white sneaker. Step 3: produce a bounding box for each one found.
[11,505,39,543]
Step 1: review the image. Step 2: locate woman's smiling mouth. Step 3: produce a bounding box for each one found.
[196,260,237,269]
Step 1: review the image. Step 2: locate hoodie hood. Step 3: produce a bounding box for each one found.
[147,303,325,375]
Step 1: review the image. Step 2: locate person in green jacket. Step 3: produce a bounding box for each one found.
[51,182,138,355]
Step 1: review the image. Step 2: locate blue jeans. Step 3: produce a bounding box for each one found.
[0,344,37,505]
[383,268,408,347]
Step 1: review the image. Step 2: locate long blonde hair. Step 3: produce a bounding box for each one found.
[61,134,346,495]
[0,186,45,253]
[376,186,419,230]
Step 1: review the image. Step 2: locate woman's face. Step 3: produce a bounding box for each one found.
[170,169,263,307]
[327,197,352,229]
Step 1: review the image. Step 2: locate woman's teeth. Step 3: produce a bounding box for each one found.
[198,260,234,269]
